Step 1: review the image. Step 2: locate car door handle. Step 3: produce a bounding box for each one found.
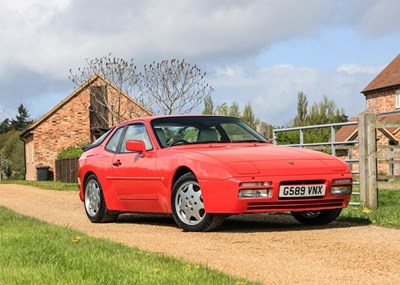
[112,160,122,166]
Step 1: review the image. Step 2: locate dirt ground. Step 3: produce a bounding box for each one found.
[1,184,399,284]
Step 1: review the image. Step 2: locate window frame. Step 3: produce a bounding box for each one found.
[104,126,125,153]
[119,123,153,153]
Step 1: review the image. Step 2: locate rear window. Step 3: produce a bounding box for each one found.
[81,128,113,151]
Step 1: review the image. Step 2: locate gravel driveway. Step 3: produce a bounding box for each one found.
[1,184,399,284]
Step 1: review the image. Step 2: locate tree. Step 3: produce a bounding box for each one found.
[0,119,12,134]
[202,96,243,117]
[202,95,214,115]
[215,103,228,115]
[307,95,347,125]
[241,102,259,128]
[201,96,261,127]
[69,54,143,125]
[0,130,25,180]
[293,91,308,126]
[140,59,214,115]
[70,55,214,119]
[228,102,241,117]
[11,104,32,131]
[276,92,348,145]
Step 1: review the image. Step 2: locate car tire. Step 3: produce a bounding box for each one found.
[291,208,342,225]
[171,172,225,232]
[84,174,118,223]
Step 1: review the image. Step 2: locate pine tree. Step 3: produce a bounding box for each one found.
[11,104,32,131]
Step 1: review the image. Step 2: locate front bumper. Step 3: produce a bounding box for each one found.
[199,173,352,214]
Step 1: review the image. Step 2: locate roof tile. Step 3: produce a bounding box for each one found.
[362,53,400,93]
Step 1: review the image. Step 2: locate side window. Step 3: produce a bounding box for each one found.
[396,90,400,108]
[120,124,153,153]
[105,127,124,152]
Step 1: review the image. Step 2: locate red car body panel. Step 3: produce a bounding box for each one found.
[78,116,352,216]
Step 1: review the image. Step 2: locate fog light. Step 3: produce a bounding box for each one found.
[239,189,270,198]
[331,178,352,195]
[331,186,352,194]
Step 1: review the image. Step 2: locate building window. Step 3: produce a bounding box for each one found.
[397,90,400,108]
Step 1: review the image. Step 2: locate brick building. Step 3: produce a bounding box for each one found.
[20,75,151,180]
[363,53,400,114]
[336,53,400,175]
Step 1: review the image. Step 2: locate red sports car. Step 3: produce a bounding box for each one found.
[78,115,352,231]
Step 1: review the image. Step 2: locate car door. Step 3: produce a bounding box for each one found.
[110,123,158,202]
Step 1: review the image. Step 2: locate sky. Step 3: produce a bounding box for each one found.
[1,0,400,126]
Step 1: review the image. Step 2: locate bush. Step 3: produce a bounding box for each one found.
[0,130,24,179]
[57,147,83,160]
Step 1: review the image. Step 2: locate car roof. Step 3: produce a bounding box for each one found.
[121,114,235,125]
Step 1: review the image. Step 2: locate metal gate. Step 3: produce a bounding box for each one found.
[272,112,400,208]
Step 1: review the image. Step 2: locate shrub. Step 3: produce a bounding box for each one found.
[0,130,24,179]
[57,147,83,160]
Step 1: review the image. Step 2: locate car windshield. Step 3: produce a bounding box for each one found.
[151,116,267,147]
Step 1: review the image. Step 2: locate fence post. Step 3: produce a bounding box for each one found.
[358,112,378,208]
[330,125,336,156]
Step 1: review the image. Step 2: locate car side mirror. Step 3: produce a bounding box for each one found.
[126,140,146,157]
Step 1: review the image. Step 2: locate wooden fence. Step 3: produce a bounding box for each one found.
[55,158,79,183]
[359,113,400,208]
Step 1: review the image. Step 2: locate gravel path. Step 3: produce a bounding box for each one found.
[1,184,399,284]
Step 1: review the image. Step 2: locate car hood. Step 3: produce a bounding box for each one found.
[180,144,349,175]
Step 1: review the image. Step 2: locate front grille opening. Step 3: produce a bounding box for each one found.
[247,198,345,211]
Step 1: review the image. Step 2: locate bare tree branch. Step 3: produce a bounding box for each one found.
[139,59,214,115]
[69,55,147,126]
[69,56,214,125]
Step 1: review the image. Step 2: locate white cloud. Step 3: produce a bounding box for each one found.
[0,0,397,125]
[0,0,366,78]
[210,63,371,126]
[0,0,393,79]
[359,0,400,37]
[337,64,383,75]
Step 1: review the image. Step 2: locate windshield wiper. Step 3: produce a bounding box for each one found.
[232,140,267,143]
[192,141,224,144]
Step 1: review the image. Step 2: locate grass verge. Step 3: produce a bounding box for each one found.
[339,190,400,229]
[0,206,257,285]
[0,180,79,191]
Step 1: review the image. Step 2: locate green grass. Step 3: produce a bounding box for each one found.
[0,180,79,191]
[340,189,400,229]
[0,206,257,285]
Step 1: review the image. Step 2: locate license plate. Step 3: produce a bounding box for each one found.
[279,184,326,198]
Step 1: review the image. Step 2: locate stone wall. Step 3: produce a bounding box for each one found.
[365,89,398,113]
